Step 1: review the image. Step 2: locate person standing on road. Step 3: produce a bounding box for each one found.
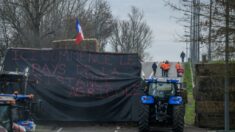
[152,62,157,77]
[175,62,181,70]
[163,60,170,77]
[180,51,186,63]
[175,62,184,77]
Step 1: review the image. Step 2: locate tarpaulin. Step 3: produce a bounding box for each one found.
[2,48,144,121]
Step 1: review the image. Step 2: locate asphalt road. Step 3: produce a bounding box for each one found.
[142,62,182,80]
[36,123,209,132]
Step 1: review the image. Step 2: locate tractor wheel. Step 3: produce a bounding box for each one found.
[138,104,149,132]
[172,105,185,132]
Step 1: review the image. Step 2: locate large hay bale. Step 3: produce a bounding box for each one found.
[52,38,99,52]
[195,64,235,76]
[195,90,235,101]
[196,112,235,129]
[196,101,235,113]
[195,76,235,101]
[194,64,235,129]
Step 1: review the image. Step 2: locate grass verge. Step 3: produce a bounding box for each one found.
[183,62,195,125]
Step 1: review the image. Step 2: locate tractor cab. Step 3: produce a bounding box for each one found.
[0,68,29,94]
[147,79,177,100]
[142,78,182,104]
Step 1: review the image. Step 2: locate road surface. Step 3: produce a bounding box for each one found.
[36,123,209,132]
[142,62,182,80]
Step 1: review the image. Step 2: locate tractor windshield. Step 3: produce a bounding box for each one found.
[148,82,175,98]
[0,74,25,94]
[0,81,23,94]
[0,105,12,132]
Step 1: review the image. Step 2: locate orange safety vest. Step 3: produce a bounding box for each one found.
[165,63,170,70]
[162,63,166,70]
[175,63,181,70]
[163,63,170,70]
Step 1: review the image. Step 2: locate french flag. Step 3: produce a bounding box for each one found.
[75,19,84,44]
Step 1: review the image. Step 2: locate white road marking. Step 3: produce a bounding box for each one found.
[116,126,121,130]
[57,128,63,132]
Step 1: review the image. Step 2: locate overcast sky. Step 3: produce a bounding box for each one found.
[108,0,186,62]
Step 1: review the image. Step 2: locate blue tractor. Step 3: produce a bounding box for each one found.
[139,78,187,132]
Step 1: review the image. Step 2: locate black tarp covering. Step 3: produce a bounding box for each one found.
[2,48,144,121]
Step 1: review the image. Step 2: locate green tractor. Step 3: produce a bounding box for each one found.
[139,78,187,132]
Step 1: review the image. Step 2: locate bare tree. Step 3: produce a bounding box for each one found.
[84,0,115,52]
[0,0,92,48]
[0,16,10,57]
[52,0,115,51]
[0,0,84,49]
[166,0,235,60]
[0,0,115,52]
[110,6,153,60]
[39,0,88,45]
[54,0,115,51]
[0,0,64,48]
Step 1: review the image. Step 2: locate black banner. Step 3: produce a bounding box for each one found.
[2,48,144,121]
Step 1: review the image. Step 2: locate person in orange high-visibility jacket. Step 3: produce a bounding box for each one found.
[163,60,170,77]
[175,62,181,70]
[175,62,184,77]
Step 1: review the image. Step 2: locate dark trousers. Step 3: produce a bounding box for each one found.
[181,57,185,62]
[153,69,156,76]
[163,70,169,77]
[161,68,164,76]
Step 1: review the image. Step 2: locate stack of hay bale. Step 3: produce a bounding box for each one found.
[52,38,99,52]
[195,64,235,129]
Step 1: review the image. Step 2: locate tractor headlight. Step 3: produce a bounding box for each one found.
[168,96,183,105]
[141,95,154,104]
